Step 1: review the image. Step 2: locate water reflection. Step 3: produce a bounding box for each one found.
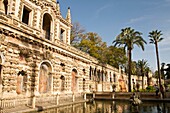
[31,100,170,113]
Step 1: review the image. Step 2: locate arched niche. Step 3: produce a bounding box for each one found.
[39,61,52,93]
[71,68,78,92]
[16,70,27,94]
[60,75,65,91]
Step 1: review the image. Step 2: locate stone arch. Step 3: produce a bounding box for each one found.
[38,61,53,93]
[71,68,78,92]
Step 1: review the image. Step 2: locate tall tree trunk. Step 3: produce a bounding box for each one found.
[128,48,132,92]
[155,42,162,96]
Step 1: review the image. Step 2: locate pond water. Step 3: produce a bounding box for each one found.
[29,100,170,113]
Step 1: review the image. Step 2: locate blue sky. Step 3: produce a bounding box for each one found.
[59,0,170,72]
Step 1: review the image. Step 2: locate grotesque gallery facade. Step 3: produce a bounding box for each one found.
[0,0,127,109]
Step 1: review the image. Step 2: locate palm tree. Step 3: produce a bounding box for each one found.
[113,27,147,92]
[149,30,163,93]
[137,59,149,89]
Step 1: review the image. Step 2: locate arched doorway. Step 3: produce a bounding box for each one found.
[42,13,52,40]
[72,69,78,92]
[39,62,52,93]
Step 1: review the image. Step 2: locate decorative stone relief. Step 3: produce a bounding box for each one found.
[19,47,32,62]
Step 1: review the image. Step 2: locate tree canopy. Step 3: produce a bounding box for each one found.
[70,23,127,68]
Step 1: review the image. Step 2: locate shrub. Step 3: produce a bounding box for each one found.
[145,86,156,92]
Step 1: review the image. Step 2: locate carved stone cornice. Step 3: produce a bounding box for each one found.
[0,28,90,64]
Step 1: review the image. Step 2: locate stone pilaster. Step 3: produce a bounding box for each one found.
[0,0,5,13]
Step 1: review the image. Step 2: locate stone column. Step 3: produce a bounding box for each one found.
[32,95,36,108]
[112,93,115,99]
[72,93,75,102]
[56,93,59,105]
[93,92,95,98]
[84,93,86,100]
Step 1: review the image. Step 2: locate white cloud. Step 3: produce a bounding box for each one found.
[127,16,147,24]
[95,4,111,18]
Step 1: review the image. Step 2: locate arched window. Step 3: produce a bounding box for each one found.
[42,13,52,40]
[39,62,52,93]
[60,75,65,91]
[3,0,8,14]
[72,69,78,92]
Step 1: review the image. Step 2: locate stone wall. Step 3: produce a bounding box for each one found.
[0,0,125,109]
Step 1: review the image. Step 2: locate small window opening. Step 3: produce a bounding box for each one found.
[60,75,65,91]
[89,67,92,80]
[60,63,65,71]
[83,79,85,91]
[83,69,86,74]
[22,6,31,25]
[60,29,65,42]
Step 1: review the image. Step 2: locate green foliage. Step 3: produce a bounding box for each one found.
[78,32,107,61]
[71,23,128,68]
[105,46,127,68]
[145,86,156,92]
[139,86,156,92]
